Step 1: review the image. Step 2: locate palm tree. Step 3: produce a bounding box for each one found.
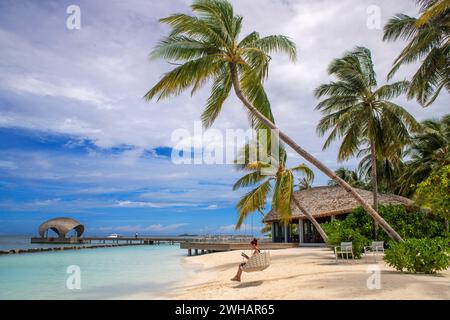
[383,0,449,107]
[315,46,419,238]
[145,0,404,241]
[398,114,450,196]
[297,173,314,191]
[328,167,368,189]
[357,141,405,193]
[233,146,328,241]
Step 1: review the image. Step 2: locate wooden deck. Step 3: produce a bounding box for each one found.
[180,241,298,256]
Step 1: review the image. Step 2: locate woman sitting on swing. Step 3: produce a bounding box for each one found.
[231,238,260,282]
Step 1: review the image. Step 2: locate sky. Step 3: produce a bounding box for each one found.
[0,0,448,236]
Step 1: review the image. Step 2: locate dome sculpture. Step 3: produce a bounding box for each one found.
[38,217,84,238]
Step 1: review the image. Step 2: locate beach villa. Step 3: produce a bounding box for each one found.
[263,186,414,245]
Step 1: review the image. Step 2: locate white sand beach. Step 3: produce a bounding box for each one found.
[170,248,450,300]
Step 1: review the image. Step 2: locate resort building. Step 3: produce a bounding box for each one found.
[263,186,414,244]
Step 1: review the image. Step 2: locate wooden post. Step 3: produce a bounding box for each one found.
[271,224,275,243]
[298,219,304,245]
[188,249,192,256]
[284,223,288,243]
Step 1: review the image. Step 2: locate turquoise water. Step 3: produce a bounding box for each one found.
[0,240,191,299]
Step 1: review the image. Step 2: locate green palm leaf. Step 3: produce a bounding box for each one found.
[235,179,271,229]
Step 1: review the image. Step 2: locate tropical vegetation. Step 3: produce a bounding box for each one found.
[384,238,450,274]
[414,164,450,231]
[322,204,448,259]
[399,115,450,196]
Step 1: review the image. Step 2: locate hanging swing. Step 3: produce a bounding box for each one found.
[241,213,271,273]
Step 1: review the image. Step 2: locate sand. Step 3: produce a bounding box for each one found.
[169,247,450,300]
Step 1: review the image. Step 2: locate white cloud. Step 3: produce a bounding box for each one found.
[5,75,112,107]
[114,200,198,208]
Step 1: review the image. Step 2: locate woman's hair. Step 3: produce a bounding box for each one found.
[250,238,258,246]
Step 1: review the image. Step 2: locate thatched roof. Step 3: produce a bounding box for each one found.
[263,186,414,223]
[38,217,84,238]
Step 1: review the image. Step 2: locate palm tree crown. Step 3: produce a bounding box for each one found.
[233,143,328,241]
[315,46,418,161]
[383,0,449,106]
[399,114,450,196]
[233,145,312,226]
[145,0,296,129]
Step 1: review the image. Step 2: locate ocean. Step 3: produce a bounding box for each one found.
[0,236,192,299]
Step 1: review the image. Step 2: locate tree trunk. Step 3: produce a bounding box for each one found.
[292,196,328,242]
[229,63,403,242]
[370,140,379,240]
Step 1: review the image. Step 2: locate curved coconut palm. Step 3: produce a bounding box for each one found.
[315,46,419,237]
[398,114,450,196]
[383,0,450,106]
[146,0,404,241]
[233,145,328,241]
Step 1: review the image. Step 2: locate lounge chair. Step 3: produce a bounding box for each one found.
[334,242,354,262]
[241,251,271,272]
[364,241,384,262]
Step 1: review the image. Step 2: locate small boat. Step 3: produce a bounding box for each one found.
[107,233,121,238]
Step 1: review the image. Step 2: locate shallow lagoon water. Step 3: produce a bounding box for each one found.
[0,238,188,299]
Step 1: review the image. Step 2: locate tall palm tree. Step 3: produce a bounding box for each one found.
[315,46,419,237]
[233,146,328,241]
[145,0,404,241]
[383,0,449,107]
[399,114,450,196]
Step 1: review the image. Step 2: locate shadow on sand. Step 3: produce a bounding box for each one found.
[233,280,264,288]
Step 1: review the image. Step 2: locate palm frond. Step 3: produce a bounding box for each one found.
[271,170,293,223]
[235,180,272,229]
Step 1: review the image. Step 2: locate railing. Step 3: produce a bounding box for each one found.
[189,235,270,243]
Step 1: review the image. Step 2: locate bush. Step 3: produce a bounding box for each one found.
[384,238,450,274]
[322,220,370,259]
[349,205,446,242]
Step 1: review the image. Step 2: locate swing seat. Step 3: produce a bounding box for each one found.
[242,252,271,272]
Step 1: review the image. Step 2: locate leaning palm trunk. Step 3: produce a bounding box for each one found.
[229,63,403,242]
[370,141,379,240]
[292,197,328,242]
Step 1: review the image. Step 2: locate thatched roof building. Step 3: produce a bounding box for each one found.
[38,217,84,238]
[263,186,414,223]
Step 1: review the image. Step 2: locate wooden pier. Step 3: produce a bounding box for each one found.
[180,241,298,256]
[30,236,195,245]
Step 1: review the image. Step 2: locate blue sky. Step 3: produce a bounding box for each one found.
[0,0,448,236]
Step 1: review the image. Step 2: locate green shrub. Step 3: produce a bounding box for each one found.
[349,205,446,242]
[384,238,450,274]
[322,220,370,259]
